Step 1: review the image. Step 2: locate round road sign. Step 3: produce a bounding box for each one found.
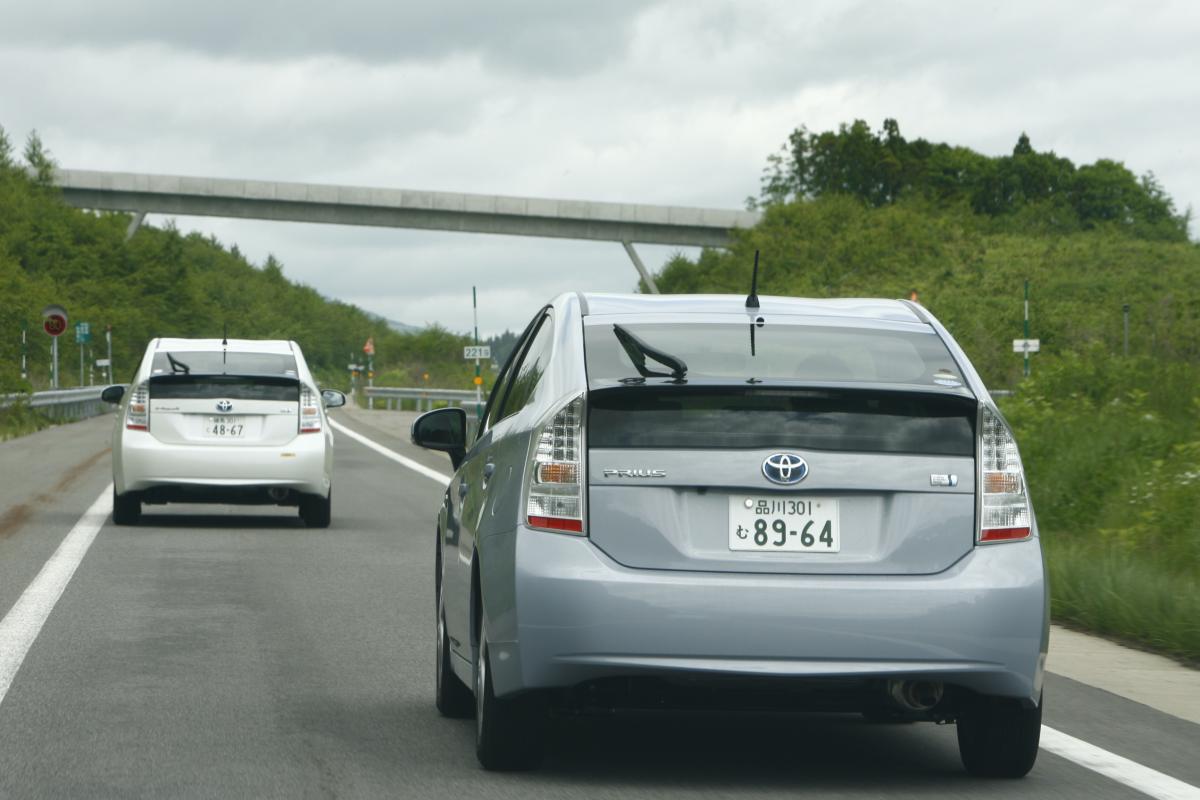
[41,304,69,337]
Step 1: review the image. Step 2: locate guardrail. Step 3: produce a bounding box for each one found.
[0,386,118,421]
[363,386,480,412]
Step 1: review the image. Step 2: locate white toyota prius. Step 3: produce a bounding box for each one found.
[102,338,345,527]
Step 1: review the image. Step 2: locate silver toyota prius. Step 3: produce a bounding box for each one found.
[412,292,1047,778]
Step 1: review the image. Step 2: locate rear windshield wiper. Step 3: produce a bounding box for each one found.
[612,324,688,381]
[165,353,191,374]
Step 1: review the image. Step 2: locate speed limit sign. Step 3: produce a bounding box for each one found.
[41,304,68,337]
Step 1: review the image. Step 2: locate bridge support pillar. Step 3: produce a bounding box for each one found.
[622,241,660,294]
[125,211,146,241]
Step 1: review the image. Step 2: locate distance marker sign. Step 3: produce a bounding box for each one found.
[41,304,68,337]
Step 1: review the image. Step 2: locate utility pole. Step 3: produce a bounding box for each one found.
[106,324,113,384]
[472,286,482,419]
[20,321,27,382]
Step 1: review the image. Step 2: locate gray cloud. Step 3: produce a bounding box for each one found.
[1,0,646,75]
[1,0,1196,342]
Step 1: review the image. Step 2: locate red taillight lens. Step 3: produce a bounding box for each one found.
[125,383,149,430]
[979,407,1031,543]
[527,515,584,533]
[526,395,585,535]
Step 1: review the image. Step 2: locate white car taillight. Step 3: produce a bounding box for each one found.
[526,395,585,534]
[125,383,149,431]
[979,406,1031,543]
[300,387,321,434]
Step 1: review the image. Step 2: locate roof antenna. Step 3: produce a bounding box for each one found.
[222,323,228,347]
[745,250,760,310]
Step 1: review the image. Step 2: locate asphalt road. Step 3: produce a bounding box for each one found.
[0,411,1197,799]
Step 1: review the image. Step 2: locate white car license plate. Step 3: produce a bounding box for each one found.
[204,416,246,438]
[729,495,840,552]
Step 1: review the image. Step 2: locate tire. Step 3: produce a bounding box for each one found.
[474,618,546,771]
[956,691,1042,778]
[436,544,473,718]
[299,492,331,528]
[112,487,141,525]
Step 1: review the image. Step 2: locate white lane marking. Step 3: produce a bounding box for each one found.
[330,418,450,486]
[329,421,1200,799]
[0,485,113,709]
[1041,725,1200,800]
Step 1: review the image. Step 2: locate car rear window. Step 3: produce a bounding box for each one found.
[583,322,963,387]
[151,351,298,377]
[149,375,300,402]
[588,387,976,456]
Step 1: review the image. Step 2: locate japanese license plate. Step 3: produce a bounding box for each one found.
[729,495,840,552]
[204,416,246,438]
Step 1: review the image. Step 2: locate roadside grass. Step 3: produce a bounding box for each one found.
[0,402,51,441]
[1001,354,1200,664]
[1044,537,1200,664]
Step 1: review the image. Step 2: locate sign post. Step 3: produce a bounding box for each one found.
[105,324,113,384]
[1022,280,1031,377]
[41,305,68,389]
[20,320,27,382]
[75,322,92,386]
[363,337,375,388]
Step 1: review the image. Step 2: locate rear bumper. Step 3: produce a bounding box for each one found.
[116,428,330,498]
[484,528,1048,702]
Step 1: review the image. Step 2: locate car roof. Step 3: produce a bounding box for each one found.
[153,338,296,354]
[576,293,924,325]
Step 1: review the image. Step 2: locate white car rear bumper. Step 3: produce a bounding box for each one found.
[117,429,330,497]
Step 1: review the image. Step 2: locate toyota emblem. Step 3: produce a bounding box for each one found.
[762,453,808,485]
[216,400,234,413]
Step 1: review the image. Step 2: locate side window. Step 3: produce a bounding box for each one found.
[497,315,554,422]
[479,310,543,438]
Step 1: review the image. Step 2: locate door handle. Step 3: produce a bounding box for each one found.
[458,482,469,499]
[483,462,496,479]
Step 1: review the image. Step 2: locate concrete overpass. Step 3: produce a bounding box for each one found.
[51,168,762,292]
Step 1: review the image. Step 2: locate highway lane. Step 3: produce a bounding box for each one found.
[0,410,1197,799]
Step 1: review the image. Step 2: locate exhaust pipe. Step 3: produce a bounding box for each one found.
[886,680,944,711]
[267,487,290,503]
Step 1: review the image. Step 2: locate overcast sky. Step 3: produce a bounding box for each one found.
[3,0,1197,336]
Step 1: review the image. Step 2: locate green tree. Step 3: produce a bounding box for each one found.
[23,130,55,186]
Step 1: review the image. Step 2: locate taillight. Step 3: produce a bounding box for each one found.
[300,387,321,433]
[979,406,1031,543]
[526,395,585,535]
[125,383,149,430]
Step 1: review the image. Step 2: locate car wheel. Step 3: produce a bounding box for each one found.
[956,691,1042,778]
[435,545,473,718]
[474,617,545,771]
[112,487,141,526]
[299,492,331,528]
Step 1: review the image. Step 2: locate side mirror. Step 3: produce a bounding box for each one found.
[411,407,467,468]
[101,385,125,404]
[321,389,347,409]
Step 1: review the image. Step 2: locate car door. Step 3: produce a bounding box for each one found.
[443,311,547,657]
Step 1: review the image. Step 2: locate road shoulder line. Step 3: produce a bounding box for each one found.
[1041,725,1200,800]
[0,484,112,709]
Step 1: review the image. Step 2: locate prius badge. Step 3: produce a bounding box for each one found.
[762,453,808,485]
[603,468,666,478]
